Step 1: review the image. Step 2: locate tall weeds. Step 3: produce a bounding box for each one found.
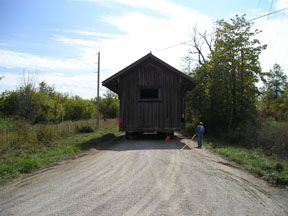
[0,118,114,154]
[183,118,288,158]
[221,118,288,157]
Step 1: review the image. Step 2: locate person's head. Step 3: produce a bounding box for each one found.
[199,122,203,125]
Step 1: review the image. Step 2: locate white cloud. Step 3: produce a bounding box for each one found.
[1,0,215,98]
[0,0,214,89]
[68,0,212,71]
[0,49,94,71]
[2,0,287,99]
[87,2,213,75]
[0,72,103,99]
[52,35,102,47]
[64,30,120,38]
[274,0,288,11]
[0,42,12,47]
[253,9,288,73]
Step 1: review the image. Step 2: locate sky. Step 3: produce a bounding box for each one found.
[0,0,288,99]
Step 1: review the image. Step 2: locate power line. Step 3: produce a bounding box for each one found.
[268,0,274,19]
[153,40,193,53]
[153,8,288,54]
[249,7,288,21]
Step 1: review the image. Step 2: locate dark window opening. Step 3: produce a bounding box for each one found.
[140,88,158,99]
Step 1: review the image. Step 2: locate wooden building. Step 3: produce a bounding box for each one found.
[102,53,196,135]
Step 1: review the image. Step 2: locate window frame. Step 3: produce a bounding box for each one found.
[138,86,162,102]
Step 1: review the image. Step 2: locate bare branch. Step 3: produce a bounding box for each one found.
[186,26,214,66]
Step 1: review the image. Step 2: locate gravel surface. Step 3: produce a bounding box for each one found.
[1,134,288,216]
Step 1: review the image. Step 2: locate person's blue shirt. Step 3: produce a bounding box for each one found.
[196,125,205,134]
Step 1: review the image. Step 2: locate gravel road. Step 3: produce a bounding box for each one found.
[1,134,288,216]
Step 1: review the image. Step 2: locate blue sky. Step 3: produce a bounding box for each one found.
[1,0,288,98]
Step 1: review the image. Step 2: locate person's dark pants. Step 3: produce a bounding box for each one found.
[197,133,203,148]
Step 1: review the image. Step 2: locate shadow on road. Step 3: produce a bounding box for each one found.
[77,133,191,151]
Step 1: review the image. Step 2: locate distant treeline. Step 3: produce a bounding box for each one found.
[0,80,119,124]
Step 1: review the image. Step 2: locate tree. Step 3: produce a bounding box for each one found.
[185,15,266,133]
[266,64,287,99]
[260,64,287,120]
[99,90,119,119]
[182,26,214,73]
[63,96,96,121]
[0,90,20,116]
[39,81,55,97]
[0,75,119,123]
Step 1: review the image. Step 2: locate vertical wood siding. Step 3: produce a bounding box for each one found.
[119,59,185,132]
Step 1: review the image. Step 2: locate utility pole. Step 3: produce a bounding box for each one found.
[97,52,100,128]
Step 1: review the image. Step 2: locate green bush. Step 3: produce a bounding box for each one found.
[16,160,42,173]
[0,165,17,177]
[224,122,258,148]
[0,118,15,130]
[182,123,196,138]
[222,119,288,156]
[36,125,51,144]
[257,119,288,155]
[77,125,94,133]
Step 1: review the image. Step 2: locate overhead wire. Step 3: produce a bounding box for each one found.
[153,8,288,54]
[248,7,288,21]
[267,0,274,21]
[153,39,193,53]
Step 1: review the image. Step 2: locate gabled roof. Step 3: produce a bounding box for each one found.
[102,53,196,91]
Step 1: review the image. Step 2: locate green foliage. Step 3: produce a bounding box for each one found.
[186,15,266,133]
[0,119,119,183]
[0,91,20,116]
[181,123,196,138]
[77,125,94,133]
[0,118,15,130]
[64,96,96,121]
[0,119,109,153]
[218,118,288,155]
[266,64,287,99]
[99,90,119,119]
[257,119,288,155]
[205,139,288,186]
[259,64,288,121]
[0,81,119,124]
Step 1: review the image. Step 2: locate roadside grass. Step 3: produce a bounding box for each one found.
[0,119,120,184]
[204,138,288,187]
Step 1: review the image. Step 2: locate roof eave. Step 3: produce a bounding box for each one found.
[102,53,197,87]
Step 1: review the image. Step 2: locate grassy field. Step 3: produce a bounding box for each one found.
[0,119,120,184]
[204,138,288,187]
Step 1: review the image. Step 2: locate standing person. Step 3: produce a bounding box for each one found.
[196,122,205,148]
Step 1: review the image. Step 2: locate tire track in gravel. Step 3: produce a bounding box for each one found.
[182,138,288,215]
[0,135,288,216]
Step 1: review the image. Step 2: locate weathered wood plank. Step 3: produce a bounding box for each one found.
[108,54,195,132]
